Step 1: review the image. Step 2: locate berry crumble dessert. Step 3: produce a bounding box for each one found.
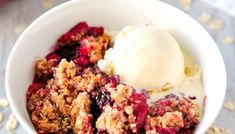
[26,22,203,134]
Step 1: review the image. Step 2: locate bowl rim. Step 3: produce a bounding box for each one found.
[5,0,227,133]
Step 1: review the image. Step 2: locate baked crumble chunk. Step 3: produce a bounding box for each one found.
[145,94,200,134]
[26,22,201,134]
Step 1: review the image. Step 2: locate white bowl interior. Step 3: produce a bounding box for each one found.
[5,0,226,133]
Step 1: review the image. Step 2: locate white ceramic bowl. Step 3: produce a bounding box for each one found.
[5,0,226,133]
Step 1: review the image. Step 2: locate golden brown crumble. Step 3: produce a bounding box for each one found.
[56,59,77,89]
[81,33,110,64]
[35,58,56,77]
[108,84,133,106]
[70,92,93,133]
[70,69,99,92]
[96,84,139,133]
[96,105,127,134]
[146,111,184,131]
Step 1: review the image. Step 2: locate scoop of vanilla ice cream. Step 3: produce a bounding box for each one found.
[99,26,184,90]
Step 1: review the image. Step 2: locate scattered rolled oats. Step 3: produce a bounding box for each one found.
[223,100,234,111]
[14,23,27,35]
[41,0,54,8]
[5,114,18,131]
[0,98,8,107]
[208,20,224,30]
[207,123,232,134]
[198,12,212,24]
[0,112,3,122]
[221,36,234,45]
[180,0,192,10]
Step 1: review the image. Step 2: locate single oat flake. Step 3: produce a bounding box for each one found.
[14,23,27,35]
[0,112,3,123]
[221,36,234,45]
[5,114,18,131]
[198,12,212,24]
[181,0,192,10]
[208,20,224,30]
[0,98,8,107]
[41,0,54,8]
[223,100,234,111]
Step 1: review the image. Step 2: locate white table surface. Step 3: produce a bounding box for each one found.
[0,0,234,133]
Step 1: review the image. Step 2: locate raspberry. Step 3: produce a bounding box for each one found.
[73,55,90,66]
[69,22,89,34]
[129,93,147,104]
[46,53,61,61]
[57,22,89,44]
[88,26,104,36]
[157,128,178,134]
[134,102,148,129]
[26,83,44,100]
[129,93,147,129]
[57,32,73,44]
[110,75,120,87]
[158,99,172,106]
[79,45,88,56]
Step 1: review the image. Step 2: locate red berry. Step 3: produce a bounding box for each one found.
[110,75,120,87]
[57,32,74,44]
[74,55,89,66]
[133,102,148,129]
[88,26,104,36]
[46,53,61,61]
[157,107,167,116]
[26,83,44,100]
[57,22,89,44]
[129,93,147,104]
[69,22,89,34]
[79,45,88,56]
[157,128,178,134]
[129,93,148,129]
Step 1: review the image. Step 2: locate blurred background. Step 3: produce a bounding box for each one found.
[0,0,234,133]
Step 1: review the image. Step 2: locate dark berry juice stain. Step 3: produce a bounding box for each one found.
[137,128,146,134]
[55,42,80,61]
[90,97,101,133]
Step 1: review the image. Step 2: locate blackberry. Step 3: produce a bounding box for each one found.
[96,90,111,110]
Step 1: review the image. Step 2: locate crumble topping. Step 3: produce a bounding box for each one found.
[108,84,133,106]
[146,94,200,133]
[96,105,128,133]
[26,22,201,134]
[145,111,184,131]
[71,92,93,133]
